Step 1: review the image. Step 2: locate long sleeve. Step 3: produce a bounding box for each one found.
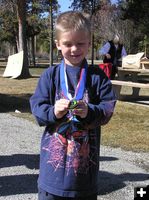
[30,67,58,126]
[99,42,110,55]
[80,67,116,129]
[121,46,127,57]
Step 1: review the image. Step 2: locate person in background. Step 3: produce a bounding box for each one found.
[30,11,116,200]
[99,34,127,79]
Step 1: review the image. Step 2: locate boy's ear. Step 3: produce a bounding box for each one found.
[55,40,61,50]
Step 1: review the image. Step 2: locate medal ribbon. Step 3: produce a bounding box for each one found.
[60,59,87,100]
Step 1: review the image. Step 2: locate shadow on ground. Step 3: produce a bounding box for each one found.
[0,154,148,196]
[0,154,39,169]
[0,93,32,113]
[0,154,39,196]
[98,155,149,195]
[0,174,38,196]
[98,170,149,195]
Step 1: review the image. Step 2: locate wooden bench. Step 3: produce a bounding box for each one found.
[111,80,149,100]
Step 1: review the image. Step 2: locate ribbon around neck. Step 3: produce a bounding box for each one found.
[60,59,88,100]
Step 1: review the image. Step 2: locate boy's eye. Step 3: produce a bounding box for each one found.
[62,42,86,47]
[63,43,72,47]
[78,43,85,46]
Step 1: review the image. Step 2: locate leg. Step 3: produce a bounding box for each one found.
[112,84,122,100]
[111,65,117,80]
[131,72,140,98]
[132,87,140,99]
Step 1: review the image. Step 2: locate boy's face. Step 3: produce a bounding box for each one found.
[56,30,90,66]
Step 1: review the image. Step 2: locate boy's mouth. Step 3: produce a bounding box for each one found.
[71,54,81,58]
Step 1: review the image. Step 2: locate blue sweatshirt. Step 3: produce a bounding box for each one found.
[30,60,116,198]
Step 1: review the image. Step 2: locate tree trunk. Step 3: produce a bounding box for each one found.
[49,1,53,66]
[17,0,30,78]
[91,0,95,66]
[31,36,36,67]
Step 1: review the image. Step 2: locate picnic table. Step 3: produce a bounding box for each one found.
[111,67,149,100]
[117,67,149,82]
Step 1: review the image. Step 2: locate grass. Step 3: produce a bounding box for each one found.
[0,65,149,153]
[102,101,149,152]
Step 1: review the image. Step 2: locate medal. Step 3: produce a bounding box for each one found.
[69,99,78,109]
[59,59,88,136]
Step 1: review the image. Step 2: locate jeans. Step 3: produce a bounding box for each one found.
[38,188,97,200]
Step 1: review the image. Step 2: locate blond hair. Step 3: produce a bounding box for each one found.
[55,11,91,40]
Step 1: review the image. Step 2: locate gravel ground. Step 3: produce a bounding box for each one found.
[0,113,148,200]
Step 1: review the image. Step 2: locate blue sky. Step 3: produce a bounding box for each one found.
[58,0,72,12]
[58,0,118,12]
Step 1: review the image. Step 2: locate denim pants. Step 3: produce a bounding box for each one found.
[38,188,97,200]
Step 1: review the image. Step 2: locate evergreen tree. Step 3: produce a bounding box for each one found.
[120,0,149,54]
[0,0,59,78]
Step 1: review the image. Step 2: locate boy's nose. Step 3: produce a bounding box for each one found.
[71,45,78,51]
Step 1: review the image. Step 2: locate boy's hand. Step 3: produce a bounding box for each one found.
[54,99,70,119]
[72,100,88,118]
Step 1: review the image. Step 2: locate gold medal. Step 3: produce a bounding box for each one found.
[69,100,78,109]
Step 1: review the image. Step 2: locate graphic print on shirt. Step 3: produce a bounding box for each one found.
[42,90,97,176]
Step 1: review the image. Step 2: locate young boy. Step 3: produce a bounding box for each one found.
[30,11,116,200]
